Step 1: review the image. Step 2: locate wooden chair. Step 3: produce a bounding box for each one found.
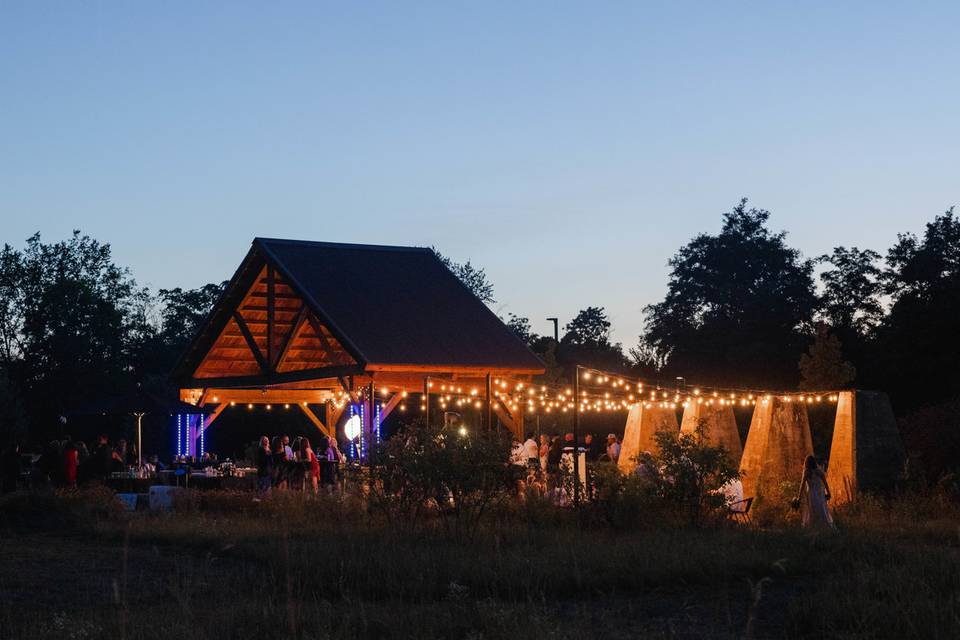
[727,497,754,524]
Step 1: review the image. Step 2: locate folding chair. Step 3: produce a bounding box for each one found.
[727,497,754,524]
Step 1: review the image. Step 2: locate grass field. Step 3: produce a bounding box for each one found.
[0,488,958,640]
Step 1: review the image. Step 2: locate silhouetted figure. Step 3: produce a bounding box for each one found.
[62,441,79,488]
[1,444,22,493]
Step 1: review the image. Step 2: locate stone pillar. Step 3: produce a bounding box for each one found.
[618,403,679,474]
[739,397,813,500]
[826,390,905,505]
[680,402,743,465]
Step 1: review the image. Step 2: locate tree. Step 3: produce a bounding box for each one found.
[563,306,612,346]
[157,282,227,351]
[504,313,538,347]
[818,246,883,335]
[870,208,960,409]
[14,232,140,428]
[432,248,495,304]
[798,325,856,390]
[559,307,627,372]
[643,199,818,387]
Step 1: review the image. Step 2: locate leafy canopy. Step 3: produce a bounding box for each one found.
[644,199,817,387]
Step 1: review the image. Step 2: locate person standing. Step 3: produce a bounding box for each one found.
[539,434,550,473]
[605,434,621,464]
[271,436,287,489]
[255,436,273,498]
[523,435,539,466]
[301,438,320,495]
[62,441,79,488]
[1,444,21,493]
[793,455,835,530]
[324,437,344,493]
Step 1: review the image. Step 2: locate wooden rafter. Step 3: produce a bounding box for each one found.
[327,400,346,431]
[274,306,308,371]
[188,364,363,388]
[380,393,403,422]
[493,397,523,439]
[300,404,334,438]
[201,403,228,435]
[232,311,269,373]
[306,312,352,365]
[266,265,275,368]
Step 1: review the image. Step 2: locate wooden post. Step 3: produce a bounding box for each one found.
[135,412,144,468]
[485,373,493,432]
[423,376,430,427]
[366,381,376,462]
[573,366,581,506]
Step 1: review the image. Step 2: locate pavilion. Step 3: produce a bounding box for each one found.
[172,238,544,457]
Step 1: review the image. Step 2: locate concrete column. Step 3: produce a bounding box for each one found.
[618,403,679,475]
[680,401,743,466]
[826,390,905,505]
[739,397,813,500]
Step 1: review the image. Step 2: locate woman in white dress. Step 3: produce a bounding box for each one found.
[793,455,834,530]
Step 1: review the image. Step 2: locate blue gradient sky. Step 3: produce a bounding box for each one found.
[2,2,957,345]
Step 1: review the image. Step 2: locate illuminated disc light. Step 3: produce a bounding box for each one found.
[345,415,362,440]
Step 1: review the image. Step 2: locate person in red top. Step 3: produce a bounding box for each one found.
[62,441,79,488]
[301,438,320,495]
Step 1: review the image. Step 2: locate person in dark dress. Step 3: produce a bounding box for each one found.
[584,434,601,462]
[93,435,116,480]
[271,436,287,489]
[1,444,21,493]
[255,436,273,497]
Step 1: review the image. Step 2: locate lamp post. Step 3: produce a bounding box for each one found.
[546,317,559,343]
[573,365,581,507]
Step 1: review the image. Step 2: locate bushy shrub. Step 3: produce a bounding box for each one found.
[586,462,664,529]
[368,420,517,539]
[649,424,740,527]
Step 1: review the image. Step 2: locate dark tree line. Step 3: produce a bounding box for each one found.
[2,202,958,449]
[0,232,225,443]
[502,200,960,418]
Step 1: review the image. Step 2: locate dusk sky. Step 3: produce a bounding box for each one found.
[3,2,958,346]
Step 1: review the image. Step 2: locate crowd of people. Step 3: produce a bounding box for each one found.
[509,431,623,504]
[254,434,345,496]
[0,435,147,492]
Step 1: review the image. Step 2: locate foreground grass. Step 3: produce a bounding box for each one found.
[0,490,958,639]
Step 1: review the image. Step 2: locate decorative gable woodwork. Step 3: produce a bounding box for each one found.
[193,267,355,380]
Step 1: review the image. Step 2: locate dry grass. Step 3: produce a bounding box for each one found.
[0,489,958,639]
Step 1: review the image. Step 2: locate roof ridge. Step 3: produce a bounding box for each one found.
[254,238,432,253]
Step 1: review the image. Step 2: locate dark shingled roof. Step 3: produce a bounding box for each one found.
[174,238,544,380]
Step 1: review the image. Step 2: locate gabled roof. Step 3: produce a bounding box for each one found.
[172,238,544,384]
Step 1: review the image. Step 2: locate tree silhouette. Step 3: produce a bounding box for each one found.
[643,199,818,387]
[799,325,856,390]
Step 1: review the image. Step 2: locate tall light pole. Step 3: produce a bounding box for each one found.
[573,365,581,507]
[546,317,559,343]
